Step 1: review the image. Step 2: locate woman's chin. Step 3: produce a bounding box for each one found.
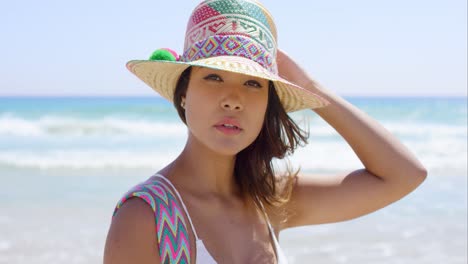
[204,139,252,157]
[188,130,256,157]
[208,145,244,157]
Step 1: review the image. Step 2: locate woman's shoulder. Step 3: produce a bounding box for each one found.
[109,197,157,238]
[104,197,161,263]
[105,176,170,263]
[106,174,191,264]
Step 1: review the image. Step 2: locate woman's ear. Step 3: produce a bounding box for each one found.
[181,96,186,109]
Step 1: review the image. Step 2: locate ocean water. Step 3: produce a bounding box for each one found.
[0,96,466,263]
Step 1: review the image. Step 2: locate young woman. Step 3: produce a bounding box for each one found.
[104,1,427,263]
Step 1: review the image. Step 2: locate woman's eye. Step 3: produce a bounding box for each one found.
[204,74,222,81]
[245,80,262,88]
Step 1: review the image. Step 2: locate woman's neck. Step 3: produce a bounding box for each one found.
[166,138,241,199]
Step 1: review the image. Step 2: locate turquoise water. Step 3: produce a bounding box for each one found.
[0,96,466,263]
[0,96,466,172]
[1,96,465,123]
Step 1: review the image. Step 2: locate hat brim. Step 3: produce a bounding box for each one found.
[126,56,329,112]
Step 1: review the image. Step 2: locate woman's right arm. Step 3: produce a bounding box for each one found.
[104,198,161,264]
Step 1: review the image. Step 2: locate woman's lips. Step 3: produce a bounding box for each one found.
[214,124,243,135]
[213,117,243,135]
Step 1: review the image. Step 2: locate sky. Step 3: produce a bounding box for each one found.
[0,0,466,97]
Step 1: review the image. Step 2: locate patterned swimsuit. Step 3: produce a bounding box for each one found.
[113,174,288,263]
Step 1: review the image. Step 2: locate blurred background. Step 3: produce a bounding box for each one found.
[0,0,466,263]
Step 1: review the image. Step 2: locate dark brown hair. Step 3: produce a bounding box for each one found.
[173,66,309,223]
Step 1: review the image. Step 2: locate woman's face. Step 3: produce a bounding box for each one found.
[184,66,269,156]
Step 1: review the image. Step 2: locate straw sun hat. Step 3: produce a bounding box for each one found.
[127,0,330,112]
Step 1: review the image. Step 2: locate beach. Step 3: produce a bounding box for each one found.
[0,96,466,263]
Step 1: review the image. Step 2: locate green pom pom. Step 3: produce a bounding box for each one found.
[149,49,176,61]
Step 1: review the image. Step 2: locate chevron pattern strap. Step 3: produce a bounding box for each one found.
[113,179,191,263]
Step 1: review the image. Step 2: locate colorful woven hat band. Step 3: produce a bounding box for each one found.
[180,35,276,74]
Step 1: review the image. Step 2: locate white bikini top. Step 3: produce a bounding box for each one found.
[153,174,288,264]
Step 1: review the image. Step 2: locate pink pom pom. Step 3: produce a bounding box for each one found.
[161,48,180,61]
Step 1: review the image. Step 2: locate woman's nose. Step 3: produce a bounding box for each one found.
[220,92,243,111]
